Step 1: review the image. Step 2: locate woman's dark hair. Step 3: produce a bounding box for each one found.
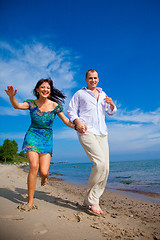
[33,78,66,105]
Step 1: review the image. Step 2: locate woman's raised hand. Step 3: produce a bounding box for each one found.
[5,85,17,97]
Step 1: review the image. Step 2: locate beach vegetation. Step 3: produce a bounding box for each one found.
[120,180,134,185]
[19,151,27,158]
[0,139,27,164]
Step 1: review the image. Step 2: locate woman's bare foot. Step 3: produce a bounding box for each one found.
[17,203,38,211]
[27,200,34,207]
[90,204,103,215]
[41,177,47,186]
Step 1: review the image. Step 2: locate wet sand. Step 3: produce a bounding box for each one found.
[0,164,160,240]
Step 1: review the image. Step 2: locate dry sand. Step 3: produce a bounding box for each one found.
[0,164,160,240]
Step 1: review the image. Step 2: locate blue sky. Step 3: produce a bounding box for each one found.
[0,0,160,162]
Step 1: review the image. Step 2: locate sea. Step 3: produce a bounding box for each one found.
[49,159,160,201]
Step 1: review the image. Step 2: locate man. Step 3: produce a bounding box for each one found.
[68,69,117,214]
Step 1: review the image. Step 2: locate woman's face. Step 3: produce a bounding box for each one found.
[36,82,51,98]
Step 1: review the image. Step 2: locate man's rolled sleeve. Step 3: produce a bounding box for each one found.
[105,104,117,116]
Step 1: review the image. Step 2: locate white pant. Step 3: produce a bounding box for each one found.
[79,132,109,206]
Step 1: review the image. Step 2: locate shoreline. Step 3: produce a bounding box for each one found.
[0,164,160,240]
[3,162,160,203]
[22,163,160,203]
[48,176,160,204]
[48,172,160,203]
[48,159,160,203]
[106,188,160,204]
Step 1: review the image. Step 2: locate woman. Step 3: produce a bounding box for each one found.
[5,78,75,208]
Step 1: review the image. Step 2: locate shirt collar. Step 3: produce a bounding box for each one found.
[82,87,102,93]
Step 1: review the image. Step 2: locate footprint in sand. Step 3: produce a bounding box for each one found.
[73,214,81,222]
[17,204,38,212]
[62,213,81,222]
[0,215,24,220]
[33,223,48,235]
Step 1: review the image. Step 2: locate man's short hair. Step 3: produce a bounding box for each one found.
[86,69,98,78]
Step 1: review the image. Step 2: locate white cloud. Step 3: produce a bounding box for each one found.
[0,106,27,116]
[0,132,25,140]
[108,122,160,154]
[0,41,77,104]
[106,107,160,154]
[54,127,78,140]
[111,107,160,124]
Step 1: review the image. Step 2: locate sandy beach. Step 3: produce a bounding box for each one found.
[0,164,160,240]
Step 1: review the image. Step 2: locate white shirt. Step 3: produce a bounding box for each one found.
[68,87,117,136]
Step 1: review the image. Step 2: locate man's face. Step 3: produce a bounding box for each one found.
[85,71,99,90]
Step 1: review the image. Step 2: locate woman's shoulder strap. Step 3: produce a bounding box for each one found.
[23,99,36,109]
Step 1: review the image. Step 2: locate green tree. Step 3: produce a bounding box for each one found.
[0,145,3,161]
[0,139,18,163]
[19,151,27,158]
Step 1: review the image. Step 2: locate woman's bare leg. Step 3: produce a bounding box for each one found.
[27,151,39,206]
[39,153,51,186]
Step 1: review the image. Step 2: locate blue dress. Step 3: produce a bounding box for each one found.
[22,99,63,156]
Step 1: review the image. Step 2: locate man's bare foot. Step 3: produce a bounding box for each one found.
[41,177,47,186]
[90,204,103,215]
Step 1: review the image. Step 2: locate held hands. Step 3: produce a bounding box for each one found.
[104,95,115,111]
[5,85,17,97]
[74,120,87,134]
